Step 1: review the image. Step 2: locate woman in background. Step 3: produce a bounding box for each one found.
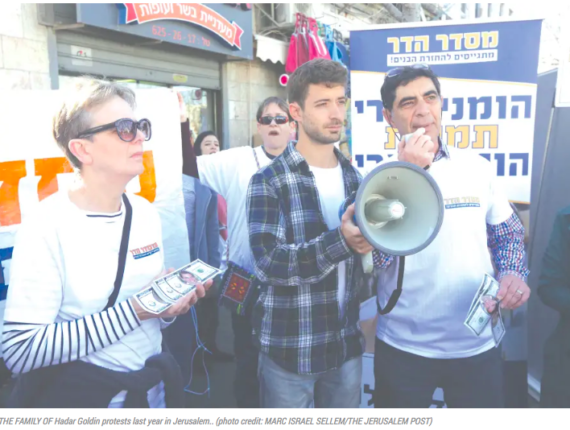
[194,131,220,156]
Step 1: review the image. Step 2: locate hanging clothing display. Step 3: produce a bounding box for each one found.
[285,14,300,74]
[285,13,330,76]
[307,17,330,62]
[324,25,343,64]
[324,25,350,69]
[298,15,310,66]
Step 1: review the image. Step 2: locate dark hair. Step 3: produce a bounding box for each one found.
[256,96,292,122]
[287,59,347,108]
[194,130,218,156]
[380,67,442,111]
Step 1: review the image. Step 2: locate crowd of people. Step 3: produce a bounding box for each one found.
[1,57,567,408]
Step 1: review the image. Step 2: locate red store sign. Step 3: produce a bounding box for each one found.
[119,3,244,49]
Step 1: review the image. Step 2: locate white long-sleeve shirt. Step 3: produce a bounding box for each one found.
[197,146,272,273]
[3,191,170,406]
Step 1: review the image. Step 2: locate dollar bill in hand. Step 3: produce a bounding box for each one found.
[152,278,183,303]
[184,259,222,283]
[465,287,504,338]
[152,259,222,298]
[135,286,172,315]
[156,260,221,297]
[467,274,501,320]
[491,306,506,347]
[468,276,489,316]
[464,301,491,336]
[468,274,497,315]
[484,276,500,298]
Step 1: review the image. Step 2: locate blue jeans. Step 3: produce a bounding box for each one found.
[374,339,505,408]
[258,352,362,408]
[231,312,259,408]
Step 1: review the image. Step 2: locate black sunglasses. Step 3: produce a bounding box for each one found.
[386,63,430,79]
[76,118,152,142]
[258,115,289,126]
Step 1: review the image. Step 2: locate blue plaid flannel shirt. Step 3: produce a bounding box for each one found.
[246,142,364,375]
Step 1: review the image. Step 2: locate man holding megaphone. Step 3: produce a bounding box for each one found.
[371,65,530,408]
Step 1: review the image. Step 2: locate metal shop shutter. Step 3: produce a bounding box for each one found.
[56,30,221,90]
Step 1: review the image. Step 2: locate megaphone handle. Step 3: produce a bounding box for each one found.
[376,256,405,315]
[361,252,373,274]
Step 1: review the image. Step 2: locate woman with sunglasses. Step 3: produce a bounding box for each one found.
[180,96,292,408]
[3,79,210,408]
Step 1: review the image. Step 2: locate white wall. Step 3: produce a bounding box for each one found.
[0,4,50,90]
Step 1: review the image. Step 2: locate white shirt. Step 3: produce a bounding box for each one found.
[219,236,228,272]
[309,163,347,318]
[376,148,513,359]
[197,146,272,273]
[4,191,167,406]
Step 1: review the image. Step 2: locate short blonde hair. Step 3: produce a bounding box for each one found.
[52,79,136,168]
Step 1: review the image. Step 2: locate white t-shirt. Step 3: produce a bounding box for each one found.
[197,146,272,273]
[376,148,513,359]
[4,191,167,406]
[309,163,347,318]
[219,235,228,272]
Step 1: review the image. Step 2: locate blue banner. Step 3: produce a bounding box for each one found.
[350,19,542,204]
[351,20,542,84]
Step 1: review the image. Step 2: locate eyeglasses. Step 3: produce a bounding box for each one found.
[76,118,152,142]
[258,115,289,126]
[386,63,431,79]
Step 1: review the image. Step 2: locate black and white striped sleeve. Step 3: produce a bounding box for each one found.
[2,299,141,374]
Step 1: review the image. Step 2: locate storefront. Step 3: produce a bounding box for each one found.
[46,3,253,144]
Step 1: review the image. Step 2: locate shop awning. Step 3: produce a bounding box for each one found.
[255,35,288,65]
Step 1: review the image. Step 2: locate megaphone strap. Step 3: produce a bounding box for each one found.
[377,256,404,315]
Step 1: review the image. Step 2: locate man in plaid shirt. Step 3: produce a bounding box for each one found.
[247,59,373,408]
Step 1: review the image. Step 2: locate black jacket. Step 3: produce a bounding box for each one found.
[7,352,184,408]
[538,207,570,407]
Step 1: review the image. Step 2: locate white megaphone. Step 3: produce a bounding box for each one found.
[353,161,444,273]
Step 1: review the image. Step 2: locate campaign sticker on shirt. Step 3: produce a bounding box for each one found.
[129,242,160,260]
[444,196,481,210]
